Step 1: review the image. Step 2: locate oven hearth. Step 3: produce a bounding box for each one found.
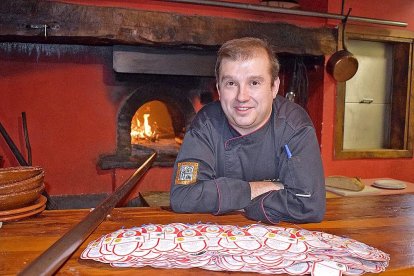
[98,73,216,169]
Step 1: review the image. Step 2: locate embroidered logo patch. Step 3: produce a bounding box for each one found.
[175,162,199,185]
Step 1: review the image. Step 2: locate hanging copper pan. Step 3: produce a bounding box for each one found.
[327,9,359,82]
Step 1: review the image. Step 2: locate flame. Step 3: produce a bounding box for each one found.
[143,114,152,137]
[131,113,158,143]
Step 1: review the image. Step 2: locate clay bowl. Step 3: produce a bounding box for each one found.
[0,166,43,183]
[0,166,44,195]
[0,169,44,195]
[0,183,45,211]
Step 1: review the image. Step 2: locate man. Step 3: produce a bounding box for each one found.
[170,37,325,224]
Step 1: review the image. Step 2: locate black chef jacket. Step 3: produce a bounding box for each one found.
[170,95,325,224]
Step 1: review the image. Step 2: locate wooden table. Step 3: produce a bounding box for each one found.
[139,179,414,206]
[326,178,414,198]
[1,194,414,275]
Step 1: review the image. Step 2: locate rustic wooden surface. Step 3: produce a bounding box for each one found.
[1,193,414,275]
[140,191,171,207]
[0,0,336,56]
[140,179,414,206]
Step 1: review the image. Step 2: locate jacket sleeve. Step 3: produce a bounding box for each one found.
[170,123,251,215]
[244,125,326,224]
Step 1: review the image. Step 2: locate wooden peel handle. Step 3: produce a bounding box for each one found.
[18,152,157,276]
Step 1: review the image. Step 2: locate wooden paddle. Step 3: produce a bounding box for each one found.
[18,152,157,276]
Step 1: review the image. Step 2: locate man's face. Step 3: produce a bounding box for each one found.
[217,50,279,135]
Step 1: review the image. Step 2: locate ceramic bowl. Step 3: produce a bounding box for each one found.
[0,184,44,211]
[0,167,44,195]
[0,166,43,183]
[0,170,44,195]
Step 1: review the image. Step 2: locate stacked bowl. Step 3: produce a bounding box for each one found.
[0,166,46,221]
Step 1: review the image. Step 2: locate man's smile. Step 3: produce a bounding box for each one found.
[234,106,253,111]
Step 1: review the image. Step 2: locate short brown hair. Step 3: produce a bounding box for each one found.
[215,37,280,84]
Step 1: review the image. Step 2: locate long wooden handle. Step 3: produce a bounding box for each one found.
[0,121,28,166]
[18,152,157,276]
[22,112,32,166]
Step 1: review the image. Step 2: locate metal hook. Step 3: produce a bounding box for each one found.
[342,8,352,25]
[341,8,352,51]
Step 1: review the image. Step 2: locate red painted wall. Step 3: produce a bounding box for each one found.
[1,0,414,199]
[0,48,172,197]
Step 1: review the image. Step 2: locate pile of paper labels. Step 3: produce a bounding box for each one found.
[81,222,389,275]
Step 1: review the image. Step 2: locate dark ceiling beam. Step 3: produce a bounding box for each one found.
[0,0,336,56]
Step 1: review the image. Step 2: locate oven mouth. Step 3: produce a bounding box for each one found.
[98,73,216,169]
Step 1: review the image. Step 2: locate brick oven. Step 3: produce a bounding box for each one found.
[99,46,219,169]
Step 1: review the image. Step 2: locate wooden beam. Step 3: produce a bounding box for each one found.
[113,45,217,76]
[0,0,336,56]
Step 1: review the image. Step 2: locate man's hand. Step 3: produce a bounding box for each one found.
[249,181,284,200]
